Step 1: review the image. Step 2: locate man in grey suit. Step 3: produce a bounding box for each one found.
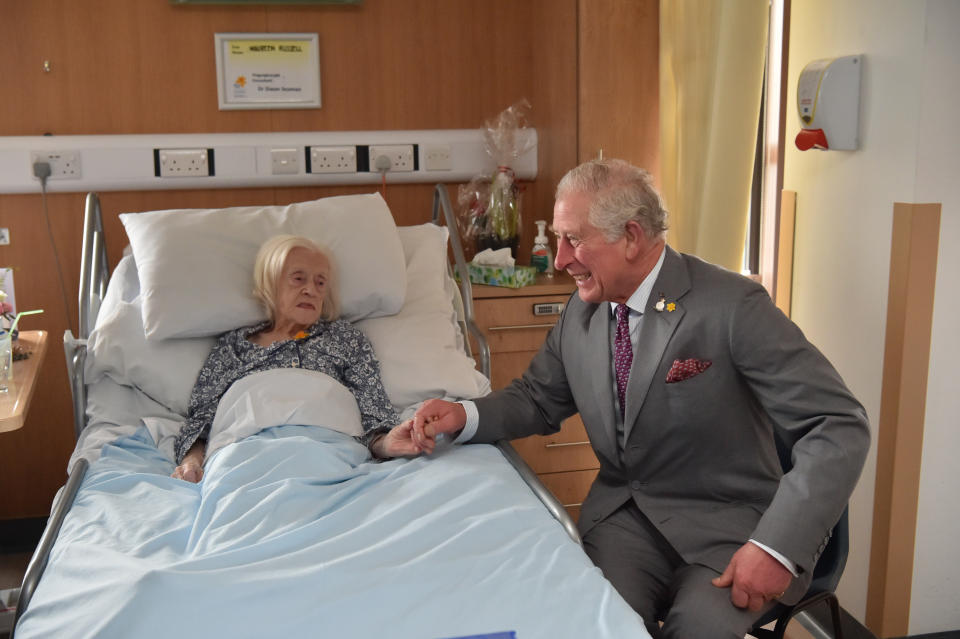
[408,158,870,638]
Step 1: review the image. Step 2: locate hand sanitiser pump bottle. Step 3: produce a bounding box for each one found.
[531,220,554,277]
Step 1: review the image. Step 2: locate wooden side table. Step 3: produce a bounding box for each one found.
[0,331,49,433]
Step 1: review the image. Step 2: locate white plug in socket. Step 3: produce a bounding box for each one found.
[30,151,82,179]
[369,144,415,172]
[271,148,300,175]
[157,149,211,177]
[421,144,452,171]
[310,146,357,174]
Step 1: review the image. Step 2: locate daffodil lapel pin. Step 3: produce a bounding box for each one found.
[654,293,677,313]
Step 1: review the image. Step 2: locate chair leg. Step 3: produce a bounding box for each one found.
[768,592,844,639]
[824,593,843,639]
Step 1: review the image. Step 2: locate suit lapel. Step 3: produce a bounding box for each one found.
[623,247,691,442]
[584,301,619,460]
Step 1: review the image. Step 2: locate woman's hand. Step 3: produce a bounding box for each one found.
[372,419,424,459]
[172,441,205,483]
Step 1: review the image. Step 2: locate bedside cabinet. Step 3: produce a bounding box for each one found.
[471,274,599,522]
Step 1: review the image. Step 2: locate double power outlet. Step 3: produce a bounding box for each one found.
[307,146,357,174]
[156,149,212,177]
[30,151,82,179]
[368,145,415,172]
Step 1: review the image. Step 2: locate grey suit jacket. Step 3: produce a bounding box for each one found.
[473,246,870,602]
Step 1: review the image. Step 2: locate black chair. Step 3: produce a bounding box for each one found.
[749,431,850,639]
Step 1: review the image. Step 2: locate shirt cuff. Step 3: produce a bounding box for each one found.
[454,400,479,444]
[749,539,799,577]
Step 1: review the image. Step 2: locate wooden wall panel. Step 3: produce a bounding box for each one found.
[866,203,941,637]
[578,0,660,178]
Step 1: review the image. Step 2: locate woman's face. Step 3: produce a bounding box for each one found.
[274,247,330,331]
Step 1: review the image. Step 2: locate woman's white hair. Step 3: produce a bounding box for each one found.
[555,158,668,241]
[252,235,340,323]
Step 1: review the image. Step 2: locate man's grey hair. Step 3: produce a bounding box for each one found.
[555,159,668,241]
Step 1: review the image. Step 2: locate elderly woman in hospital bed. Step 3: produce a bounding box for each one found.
[172,234,419,482]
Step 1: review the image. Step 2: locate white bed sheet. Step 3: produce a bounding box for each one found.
[24,390,649,638]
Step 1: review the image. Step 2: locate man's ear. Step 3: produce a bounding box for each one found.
[623,220,647,260]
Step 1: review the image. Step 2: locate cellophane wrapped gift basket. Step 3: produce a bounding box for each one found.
[457,100,535,265]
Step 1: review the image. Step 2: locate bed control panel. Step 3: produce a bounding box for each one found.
[532,302,564,316]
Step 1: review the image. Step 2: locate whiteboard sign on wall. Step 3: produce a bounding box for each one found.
[214,33,321,110]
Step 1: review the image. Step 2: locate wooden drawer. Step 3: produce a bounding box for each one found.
[538,468,599,523]
[473,295,569,353]
[511,414,599,474]
[486,351,537,390]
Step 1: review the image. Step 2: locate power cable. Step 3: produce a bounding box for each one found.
[33,161,74,329]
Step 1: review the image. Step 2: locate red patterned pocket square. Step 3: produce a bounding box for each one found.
[665,358,712,383]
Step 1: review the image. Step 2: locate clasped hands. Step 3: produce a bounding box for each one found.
[373,399,466,458]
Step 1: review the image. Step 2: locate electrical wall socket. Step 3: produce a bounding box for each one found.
[0,228,9,246]
[271,148,300,175]
[368,144,415,172]
[30,150,81,179]
[156,148,212,177]
[421,144,452,171]
[309,146,357,174]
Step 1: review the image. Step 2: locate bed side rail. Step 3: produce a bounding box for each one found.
[495,441,582,546]
[12,458,89,637]
[64,331,87,441]
[431,184,490,380]
[79,192,109,340]
[65,192,109,440]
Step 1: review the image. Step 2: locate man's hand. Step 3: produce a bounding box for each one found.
[711,542,793,611]
[372,420,424,459]
[411,399,467,454]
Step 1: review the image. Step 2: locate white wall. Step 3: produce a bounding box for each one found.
[785,1,960,632]
[909,0,960,633]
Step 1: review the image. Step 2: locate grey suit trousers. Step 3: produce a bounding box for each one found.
[583,501,775,639]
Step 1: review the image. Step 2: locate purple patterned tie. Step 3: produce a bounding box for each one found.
[614,304,632,419]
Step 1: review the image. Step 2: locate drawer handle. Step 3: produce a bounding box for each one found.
[488,323,557,331]
[545,440,591,448]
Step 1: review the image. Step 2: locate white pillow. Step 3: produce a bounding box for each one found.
[86,300,214,416]
[85,256,213,416]
[120,193,406,340]
[357,224,489,412]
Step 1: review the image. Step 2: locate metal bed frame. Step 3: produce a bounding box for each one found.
[12,187,581,635]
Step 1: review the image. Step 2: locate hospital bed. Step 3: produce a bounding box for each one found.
[12,187,649,639]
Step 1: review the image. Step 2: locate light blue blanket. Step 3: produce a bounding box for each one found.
[17,426,649,639]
